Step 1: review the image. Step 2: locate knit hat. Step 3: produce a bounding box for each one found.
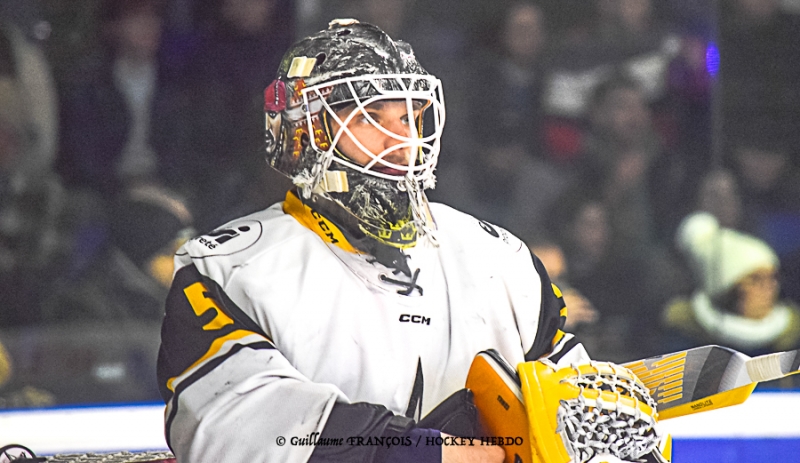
[677,212,779,297]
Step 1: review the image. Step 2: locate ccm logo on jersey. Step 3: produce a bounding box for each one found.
[399,314,431,325]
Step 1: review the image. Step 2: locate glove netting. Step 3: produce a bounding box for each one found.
[555,363,660,463]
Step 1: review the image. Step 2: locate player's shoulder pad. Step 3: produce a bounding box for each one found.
[429,203,526,253]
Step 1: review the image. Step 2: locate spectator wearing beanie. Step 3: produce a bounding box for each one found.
[661,212,800,361]
[41,185,194,322]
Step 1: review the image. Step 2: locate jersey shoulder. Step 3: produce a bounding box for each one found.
[429,202,527,254]
[176,202,317,281]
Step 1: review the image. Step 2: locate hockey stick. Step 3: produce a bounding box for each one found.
[623,345,800,420]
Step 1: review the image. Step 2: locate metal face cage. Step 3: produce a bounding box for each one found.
[302,73,445,189]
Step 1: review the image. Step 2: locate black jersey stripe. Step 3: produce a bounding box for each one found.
[524,251,567,361]
[547,335,581,365]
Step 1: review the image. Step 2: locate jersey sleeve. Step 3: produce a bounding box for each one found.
[159,261,417,462]
[523,250,590,365]
[439,207,590,367]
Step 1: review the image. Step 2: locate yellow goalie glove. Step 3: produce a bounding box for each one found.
[465,350,672,463]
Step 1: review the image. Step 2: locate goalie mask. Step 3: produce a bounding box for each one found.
[263,19,445,248]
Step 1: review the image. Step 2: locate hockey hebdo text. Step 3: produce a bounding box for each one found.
[275,433,524,449]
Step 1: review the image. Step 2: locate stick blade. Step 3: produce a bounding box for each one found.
[623,345,754,419]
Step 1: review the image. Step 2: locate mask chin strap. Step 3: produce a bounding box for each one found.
[296,152,334,199]
[316,170,350,193]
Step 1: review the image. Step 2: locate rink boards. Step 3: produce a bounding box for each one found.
[1,392,798,462]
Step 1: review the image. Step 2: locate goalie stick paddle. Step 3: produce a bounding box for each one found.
[622,345,800,420]
[465,350,531,463]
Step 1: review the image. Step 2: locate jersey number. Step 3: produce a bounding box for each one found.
[184,282,235,331]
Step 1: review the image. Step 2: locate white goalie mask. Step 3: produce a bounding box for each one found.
[264,20,446,247]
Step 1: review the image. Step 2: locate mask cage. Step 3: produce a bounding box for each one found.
[301,74,445,189]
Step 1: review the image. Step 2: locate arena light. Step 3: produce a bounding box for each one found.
[706,41,720,77]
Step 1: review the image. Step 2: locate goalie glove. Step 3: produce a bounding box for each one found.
[465,350,672,463]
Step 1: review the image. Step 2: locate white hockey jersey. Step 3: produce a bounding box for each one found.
[157,192,581,462]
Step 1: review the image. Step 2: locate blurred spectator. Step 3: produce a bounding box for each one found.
[529,240,599,332]
[728,130,800,256]
[41,185,194,323]
[432,2,571,238]
[553,197,654,361]
[726,130,800,303]
[550,198,633,360]
[542,0,680,120]
[550,187,684,361]
[0,336,56,408]
[0,76,69,327]
[471,1,548,156]
[434,141,571,239]
[0,339,9,387]
[695,168,745,230]
[720,0,800,153]
[661,27,714,164]
[179,0,294,231]
[663,212,800,370]
[0,70,88,403]
[0,9,59,177]
[559,78,689,356]
[56,0,192,196]
[580,75,688,246]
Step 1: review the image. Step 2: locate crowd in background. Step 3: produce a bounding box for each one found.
[1,0,799,407]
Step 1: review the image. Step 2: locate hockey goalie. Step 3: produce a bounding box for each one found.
[155,18,671,463]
